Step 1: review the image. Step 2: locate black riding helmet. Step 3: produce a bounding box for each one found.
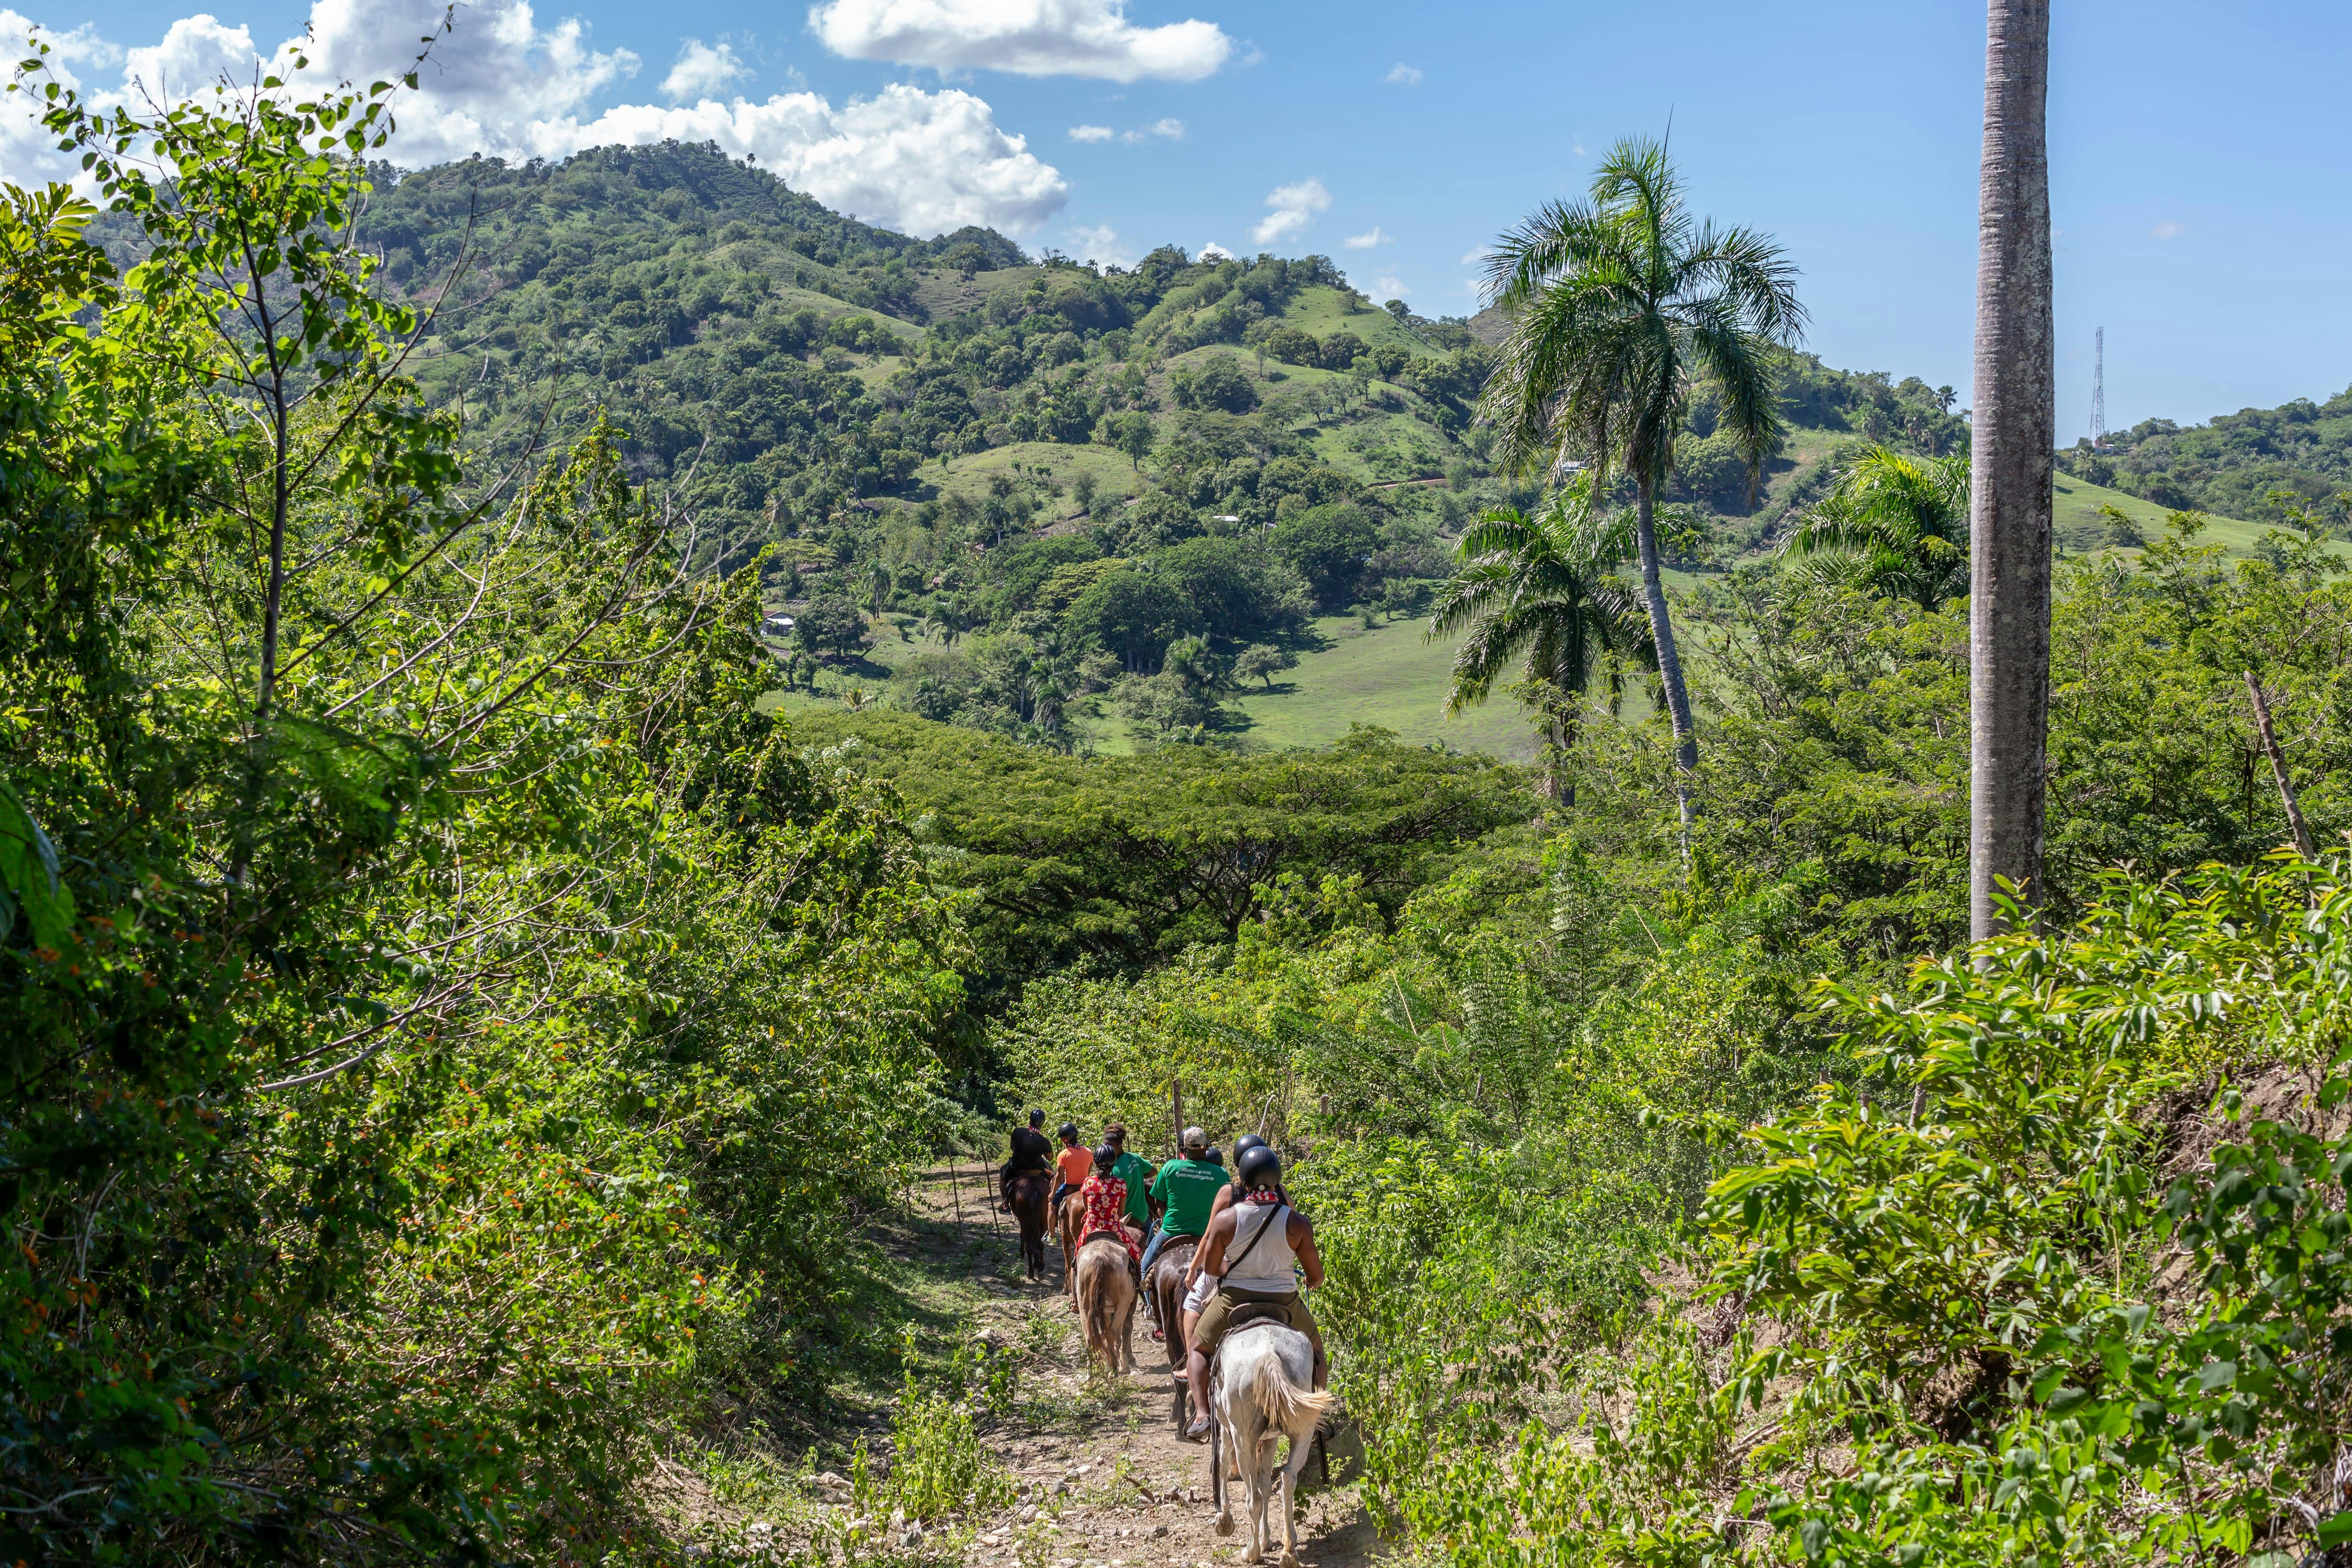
[1238,1144,1282,1189]
[1091,1144,1119,1173]
[1234,1132,1268,1157]
[1057,1121,1080,1142]
[1027,1107,1046,1127]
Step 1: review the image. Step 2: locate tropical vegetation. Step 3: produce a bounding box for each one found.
[5,25,2352,1568]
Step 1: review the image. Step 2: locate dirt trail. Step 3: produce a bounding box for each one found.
[878,1170,1385,1568]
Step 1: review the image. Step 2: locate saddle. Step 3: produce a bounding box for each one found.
[1225,1300,1294,1334]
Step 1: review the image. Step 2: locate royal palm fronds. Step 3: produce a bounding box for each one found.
[1428,480,1651,803]
[1784,446,1970,609]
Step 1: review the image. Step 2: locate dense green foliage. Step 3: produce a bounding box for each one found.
[3,76,966,1558]
[2061,382,2352,520]
[982,500,2352,1568]
[786,709,1528,1010]
[295,140,2019,764]
[18,44,2352,1568]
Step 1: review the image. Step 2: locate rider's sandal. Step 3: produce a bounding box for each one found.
[1182,1415,1212,1443]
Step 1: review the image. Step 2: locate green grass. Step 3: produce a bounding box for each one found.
[761,283,928,338]
[1276,286,1442,358]
[2052,471,2196,545]
[760,612,1548,759]
[1226,614,1542,758]
[1308,408,1454,485]
[925,443,1144,513]
[2049,471,2352,564]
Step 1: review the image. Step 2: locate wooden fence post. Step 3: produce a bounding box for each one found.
[1170,1075,1184,1157]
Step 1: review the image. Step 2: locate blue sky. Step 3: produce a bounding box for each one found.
[9,0,2349,438]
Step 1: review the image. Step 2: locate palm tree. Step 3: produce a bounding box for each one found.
[1480,137,1805,845]
[1784,446,1971,609]
[923,593,968,650]
[1969,0,2056,941]
[1428,481,1650,806]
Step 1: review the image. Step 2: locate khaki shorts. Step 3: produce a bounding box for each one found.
[1192,1286,1312,1357]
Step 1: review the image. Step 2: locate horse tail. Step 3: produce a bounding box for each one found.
[1079,1246,1128,1361]
[1255,1363,1332,1434]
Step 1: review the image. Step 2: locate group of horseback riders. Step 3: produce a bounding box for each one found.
[998,1108,1326,1441]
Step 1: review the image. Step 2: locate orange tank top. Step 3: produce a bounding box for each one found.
[1055,1145,1093,1186]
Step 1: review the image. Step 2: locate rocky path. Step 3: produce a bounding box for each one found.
[874,1170,1383,1568]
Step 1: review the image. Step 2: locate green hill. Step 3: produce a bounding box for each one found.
[2060,384,2352,520]
[323,143,2331,764]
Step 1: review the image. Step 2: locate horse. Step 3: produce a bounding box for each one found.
[1146,1233,1200,1425]
[1211,1322,1332,1568]
[1073,1235,1137,1375]
[1056,1190,1087,1304]
[1005,1169,1053,1281]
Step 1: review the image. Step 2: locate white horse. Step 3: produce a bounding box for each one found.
[1212,1323,1332,1567]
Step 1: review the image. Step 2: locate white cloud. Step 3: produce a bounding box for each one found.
[1343,226,1386,249]
[0,12,114,177]
[1064,222,1132,268]
[1199,239,1233,260]
[569,85,1068,233]
[1370,275,1407,298]
[2150,220,2184,239]
[661,38,749,101]
[0,0,1071,236]
[1067,122,1113,141]
[1383,62,1420,86]
[1458,245,1488,265]
[1251,177,1328,246]
[808,0,1232,83]
[123,14,260,99]
[1121,115,1181,142]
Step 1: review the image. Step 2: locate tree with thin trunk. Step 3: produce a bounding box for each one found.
[1479,139,1805,847]
[1428,480,1649,807]
[1968,0,2056,941]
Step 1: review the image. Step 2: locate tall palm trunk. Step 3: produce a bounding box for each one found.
[1968,0,2056,942]
[1634,475,1697,847]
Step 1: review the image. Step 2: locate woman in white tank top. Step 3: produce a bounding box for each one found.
[1219,1198,1299,1293]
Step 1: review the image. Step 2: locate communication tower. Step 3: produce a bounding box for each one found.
[2090,327,2107,449]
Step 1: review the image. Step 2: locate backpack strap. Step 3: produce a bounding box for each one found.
[1223,1202,1287,1276]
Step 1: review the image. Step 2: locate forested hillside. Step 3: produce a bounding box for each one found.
[14,61,2352,1568]
[293,141,2005,753]
[2061,382,2352,520]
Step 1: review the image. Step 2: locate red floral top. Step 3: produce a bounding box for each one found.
[1081,1172,1137,1262]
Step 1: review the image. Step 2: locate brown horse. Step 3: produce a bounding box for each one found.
[1006,1170,1053,1281]
[1056,1191,1087,1303]
[1073,1234,1137,1374]
[1146,1233,1200,1425]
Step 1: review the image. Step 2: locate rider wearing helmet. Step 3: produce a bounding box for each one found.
[999,1108,1052,1213]
[1139,1127,1230,1335]
[1051,1122,1091,1211]
[1182,1145,1324,1441]
[1180,1132,1276,1314]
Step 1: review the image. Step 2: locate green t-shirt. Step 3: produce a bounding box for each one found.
[1112,1151,1155,1226]
[1150,1157,1231,1239]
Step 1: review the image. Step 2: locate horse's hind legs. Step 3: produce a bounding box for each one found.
[1276,1442,1304,1568]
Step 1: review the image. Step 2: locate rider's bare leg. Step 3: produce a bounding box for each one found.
[1306,1321,1328,1391]
[1185,1344,1211,1427]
